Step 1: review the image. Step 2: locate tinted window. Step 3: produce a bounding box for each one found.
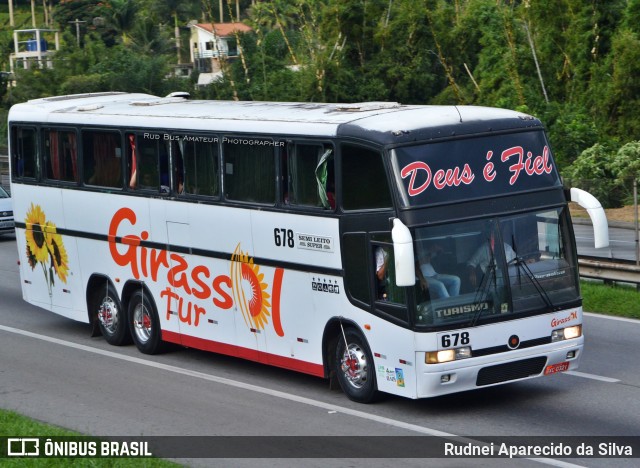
[341,144,392,210]
[224,139,275,203]
[11,126,38,179]
[343,233,369,304]
[286,143,334,209]
[44,129,78,182]
[83,130,122,188]
[172,135,219,196]
[127,133,169,192]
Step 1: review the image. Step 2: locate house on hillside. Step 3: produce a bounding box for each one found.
[188,22,253,86]
[9,29,60,74]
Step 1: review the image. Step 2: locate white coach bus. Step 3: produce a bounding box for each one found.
[8,93,608,402]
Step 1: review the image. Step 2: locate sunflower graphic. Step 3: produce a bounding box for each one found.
[230,244,272,331]
[24,203,69,295]
[45,222,70,284]
[25,203,49,263]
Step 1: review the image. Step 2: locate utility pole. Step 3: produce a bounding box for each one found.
[31,0,37,27]
[68,19,86,47]
[9,0,15,27]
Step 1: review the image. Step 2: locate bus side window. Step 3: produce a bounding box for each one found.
[372,243,406,304]
[44,129,78,183]
[286,143,334,209]
[224,139,275,203]
[341,144,392,210]
[10,126,38,179]
[129,133,168,193]
[177,136,219,196]
[82,130,122,188]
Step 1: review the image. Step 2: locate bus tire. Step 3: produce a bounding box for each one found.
[128,290,164,355]
[92,283,131,346]
[334,328,378,403]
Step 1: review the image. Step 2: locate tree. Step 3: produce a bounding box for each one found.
[103,0,139,45]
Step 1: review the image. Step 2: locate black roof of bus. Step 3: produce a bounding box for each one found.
[337,105,543,146]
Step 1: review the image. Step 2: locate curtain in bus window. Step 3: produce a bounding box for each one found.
[83,131,122,188]
[128,134,137,189]
[45,130,77,182]
[224,141,275,203]
[63,132,78,182]
[47,130,59,179]
[182,139,219,196]
[315,148,333,209]
[287,145,333,209]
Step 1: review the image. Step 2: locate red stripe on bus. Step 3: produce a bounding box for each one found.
[161,330,324,377]
[272,267,285,337]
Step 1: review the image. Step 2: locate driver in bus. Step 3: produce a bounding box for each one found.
[466,231,516,287]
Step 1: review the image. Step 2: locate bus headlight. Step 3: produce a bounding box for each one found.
[551,325,582,342]
[426,347,472,364]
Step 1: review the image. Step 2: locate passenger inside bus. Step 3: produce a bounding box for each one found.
[415,243,461,299]
[375,245,389,300]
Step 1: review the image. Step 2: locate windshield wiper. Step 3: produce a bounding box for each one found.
[470,248,497,327]
[508,256,554,309]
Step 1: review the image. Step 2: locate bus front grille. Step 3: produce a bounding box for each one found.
[476,356,547,386]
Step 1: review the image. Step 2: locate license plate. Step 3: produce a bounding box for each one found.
[544,361,570,375]
[0,221,14,228]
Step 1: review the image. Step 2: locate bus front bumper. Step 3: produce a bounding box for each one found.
[416,338,583,398]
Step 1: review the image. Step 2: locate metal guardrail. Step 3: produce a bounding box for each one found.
[578,255,640,285]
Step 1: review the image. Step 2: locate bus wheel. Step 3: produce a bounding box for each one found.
[128,290,163,354]
[335,329,378,403]
[92,283,130,346]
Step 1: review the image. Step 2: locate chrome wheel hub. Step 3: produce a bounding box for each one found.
[132,304,152,344]
[340,343,368,389]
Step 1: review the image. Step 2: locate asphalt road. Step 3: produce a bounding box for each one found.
[573,221,639,261]
[0,233,638,467]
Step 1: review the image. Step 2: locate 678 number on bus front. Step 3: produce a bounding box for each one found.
[439,331,470,349]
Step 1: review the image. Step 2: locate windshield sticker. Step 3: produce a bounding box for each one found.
[434,301,492,320]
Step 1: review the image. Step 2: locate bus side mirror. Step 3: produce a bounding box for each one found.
[392,218,415,286]
[570,187,609,249]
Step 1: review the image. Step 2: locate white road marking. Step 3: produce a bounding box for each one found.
[584,312,640,325]
[0,323,585,467]
[565,371,620,383]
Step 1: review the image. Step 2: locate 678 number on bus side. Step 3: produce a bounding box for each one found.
[274,228,294,248]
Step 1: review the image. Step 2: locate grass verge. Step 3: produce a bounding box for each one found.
[581,280,640,319]
[0,409,177,466]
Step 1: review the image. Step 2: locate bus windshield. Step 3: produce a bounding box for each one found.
[413,207,579,329]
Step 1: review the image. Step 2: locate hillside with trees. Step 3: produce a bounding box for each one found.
[1,0,639,207]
